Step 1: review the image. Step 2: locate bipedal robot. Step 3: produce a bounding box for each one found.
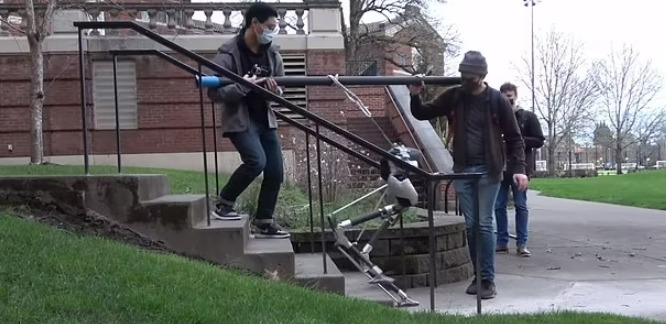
[327,143,422,307]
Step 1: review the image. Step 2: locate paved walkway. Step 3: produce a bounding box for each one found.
[344,191,666,321]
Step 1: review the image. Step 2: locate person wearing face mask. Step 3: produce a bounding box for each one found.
[207,2,289,239]
[408,51,528,299]
[494,82,545,257]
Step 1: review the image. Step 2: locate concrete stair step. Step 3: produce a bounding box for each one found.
[242,237,295,280]
[294,253,346,295]
[188,216,251,261]
[141,194,207,229]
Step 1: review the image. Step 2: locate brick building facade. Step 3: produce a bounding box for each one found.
[0,1,456,208]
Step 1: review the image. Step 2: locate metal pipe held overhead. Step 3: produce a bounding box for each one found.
[195,75,461,88]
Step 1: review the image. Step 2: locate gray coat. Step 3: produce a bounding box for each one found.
[207,35,285,136]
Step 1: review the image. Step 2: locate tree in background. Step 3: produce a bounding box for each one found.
[514,28,598,175]
[345,0,459,77]
[1,0,58,164]
[633,110,665,165]
[346,0,442,62]
[343,0,460,149]
[593,122,614,164]
[593,44,664,174]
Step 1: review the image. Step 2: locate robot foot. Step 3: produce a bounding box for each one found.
[395,296,420,308]
[369,273,395,285]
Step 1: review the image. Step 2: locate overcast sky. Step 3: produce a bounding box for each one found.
[196,0,666,108]
[346,0,666,108]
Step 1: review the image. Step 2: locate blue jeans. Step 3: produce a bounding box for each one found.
[219,120,284,223]
[494,175,529,247]
[454,165,500,282]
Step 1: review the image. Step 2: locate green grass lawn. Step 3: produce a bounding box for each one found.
[530,170,666,210]
[0,211,658,324]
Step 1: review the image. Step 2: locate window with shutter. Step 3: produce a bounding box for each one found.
[270,53,306,121]
[92,60,139,130]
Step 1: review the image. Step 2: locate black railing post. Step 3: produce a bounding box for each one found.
[431,179,441,286]
[305,127,315,254]
[444,181,455,214]
[426,178,437,311]
[211,102,220,195]
[457,197,461,216]
[399,203,406,279]
[473,178,482,314]
[77,27,90,175]
[112,54,122,174]
[197,65,212,226]
[315,123,327,274]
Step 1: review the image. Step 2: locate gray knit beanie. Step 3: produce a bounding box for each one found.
[458,51,488,76]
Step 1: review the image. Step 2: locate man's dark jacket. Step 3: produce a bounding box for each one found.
[514,108,545,176]
[410,85,526,182]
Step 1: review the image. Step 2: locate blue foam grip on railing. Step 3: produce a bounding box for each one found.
[195,75,222,88]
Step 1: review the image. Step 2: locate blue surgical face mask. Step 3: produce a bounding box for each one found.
[258,29,275,44]
[255,23,276,45]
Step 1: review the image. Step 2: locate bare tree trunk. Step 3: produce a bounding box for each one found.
[615,133,623,175]
[346,0,362,61]
[28,36,45,164]
[566,140,572,177]
[547,145,556,176]
[24,0,56,164]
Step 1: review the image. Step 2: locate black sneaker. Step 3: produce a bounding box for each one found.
[465,278,497,299]
[211,204,241,221]
[479,280,497,299]
[254,223,290,239]
[465,277,478,295]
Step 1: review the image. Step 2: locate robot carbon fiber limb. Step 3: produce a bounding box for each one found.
[327,143,422,308]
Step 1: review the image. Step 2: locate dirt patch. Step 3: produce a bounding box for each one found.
[3,203,172,254]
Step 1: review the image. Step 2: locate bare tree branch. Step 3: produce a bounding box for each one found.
[0,16,27,35]
[635,109,665,146]
[513,28,598,175]
[593,44,663,173]
[345,0,452,68]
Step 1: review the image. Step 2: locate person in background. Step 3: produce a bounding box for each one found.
[408,51,528,299]
[494,82,545,256]
[207,2,289,239]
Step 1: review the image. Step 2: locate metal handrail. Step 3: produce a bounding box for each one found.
[106,49,381,169]
[73,20,480,182]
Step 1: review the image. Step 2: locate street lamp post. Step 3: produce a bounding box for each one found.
[523,0,538,113]
[524,0,539,162]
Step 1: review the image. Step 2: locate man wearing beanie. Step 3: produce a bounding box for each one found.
[409,50,528,299]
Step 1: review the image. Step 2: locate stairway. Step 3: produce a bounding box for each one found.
[138,187,346,295]
[0,174,345,295]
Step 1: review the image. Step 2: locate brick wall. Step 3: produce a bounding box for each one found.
[0,50,310,158]
[0,47,456,208]
[0,49,370,165]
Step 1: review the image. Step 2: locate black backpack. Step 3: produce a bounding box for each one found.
[514,108,528,135]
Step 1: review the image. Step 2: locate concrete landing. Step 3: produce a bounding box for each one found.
[344,191,666,322]
[294,253,345,295]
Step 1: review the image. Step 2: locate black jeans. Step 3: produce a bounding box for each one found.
[219,120,284,223]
